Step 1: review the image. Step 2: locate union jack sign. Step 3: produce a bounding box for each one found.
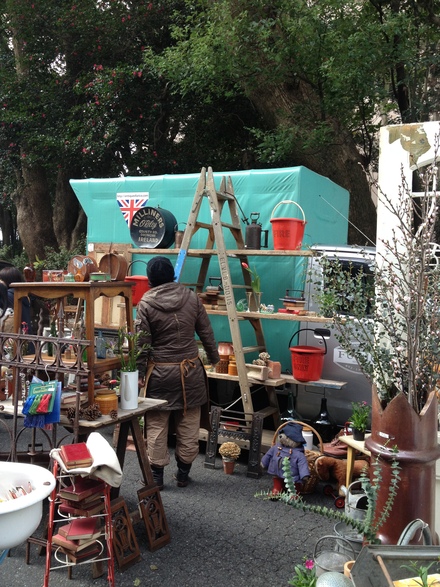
[116,192,149,226]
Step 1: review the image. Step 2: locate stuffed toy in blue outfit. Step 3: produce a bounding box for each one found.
[261,422,310,495]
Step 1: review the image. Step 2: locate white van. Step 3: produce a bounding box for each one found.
[293,244,375,427]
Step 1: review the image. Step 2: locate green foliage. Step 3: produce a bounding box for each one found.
[117,327,151,372]
[400,560,439,587]
[33,237,86,271]
[0,0,438,258]
[0,245,27,270]
[256,453,401,545]
[156,0,440,167]
[349,401,371,433]
[288,559,316,587]
[311,159,440,412]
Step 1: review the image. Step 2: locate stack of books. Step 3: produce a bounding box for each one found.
[57,476,106,518]
[59,443,93,471]
[198,291,227,311]
[60,391,88,410]
[52,517,102,563]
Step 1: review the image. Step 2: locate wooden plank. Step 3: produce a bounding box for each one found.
[128,248,313,256]
[281,374,347,389]
[206,309,331,322]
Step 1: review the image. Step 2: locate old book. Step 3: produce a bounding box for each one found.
[59,443,93,470]
[52,532,99,553]
[58,518,100,541]
[60,542,102,564]
[58,476,105,502]
[58,497,104,517]
[60,391,87,405]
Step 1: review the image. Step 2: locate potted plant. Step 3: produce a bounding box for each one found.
[219,441,241,474]
[241,262,262,311]
[349,401,371,441]
[312,142,440,543]
[117,327,150,410]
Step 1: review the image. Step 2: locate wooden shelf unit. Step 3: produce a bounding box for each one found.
[11,281,134,406]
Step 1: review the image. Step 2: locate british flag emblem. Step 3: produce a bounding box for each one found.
[116,193,149,226]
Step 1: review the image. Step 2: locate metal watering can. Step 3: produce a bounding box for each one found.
[245,212,268,249]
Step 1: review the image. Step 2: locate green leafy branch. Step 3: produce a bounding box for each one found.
[255,453,400,545]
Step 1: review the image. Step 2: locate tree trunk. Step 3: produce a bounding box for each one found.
[248,81,377,245]
[14,161,58,261]
[53,168,87,250]
[0,206,17,249]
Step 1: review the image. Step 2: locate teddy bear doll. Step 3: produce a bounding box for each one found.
[315,455,369,496]
[261,422,311,495]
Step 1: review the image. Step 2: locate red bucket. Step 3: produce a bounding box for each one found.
[125,260,150,305]
[290,346,325,381]
[270,200,306,250]
[125,275,150,305]
[289,328,327,382]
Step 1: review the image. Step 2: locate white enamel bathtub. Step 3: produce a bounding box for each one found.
[0,461,55,550]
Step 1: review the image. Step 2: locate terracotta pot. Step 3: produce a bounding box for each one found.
[222,458,235,474]
[365,389,440,544]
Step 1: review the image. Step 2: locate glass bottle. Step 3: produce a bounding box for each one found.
[96,330,107,359]
[280,389,301,422]
[310,397,337,443]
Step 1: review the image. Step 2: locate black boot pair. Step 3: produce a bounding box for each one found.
[174,458,191,487]
[151,465,164,491]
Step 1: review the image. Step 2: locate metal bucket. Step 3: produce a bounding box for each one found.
[314,535,355,577]
[174,222,187,249]
[344,480,368,521]
[334,522,363,559]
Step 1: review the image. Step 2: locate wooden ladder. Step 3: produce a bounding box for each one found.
[175,167,279,426]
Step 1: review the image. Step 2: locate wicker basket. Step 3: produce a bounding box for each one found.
[95,391,118,415]
[271,420,323,495]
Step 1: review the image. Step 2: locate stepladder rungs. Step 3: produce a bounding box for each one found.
[195,221,214,230]
[220,221,240,231]
[216,190,235,201]
[176,167,280,451]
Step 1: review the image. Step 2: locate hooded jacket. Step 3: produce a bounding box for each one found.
[135,281,220,411]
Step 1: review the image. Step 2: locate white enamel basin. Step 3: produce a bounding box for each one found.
[0,461,55,549]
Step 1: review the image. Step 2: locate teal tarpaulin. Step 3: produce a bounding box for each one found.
[70,166,349,371]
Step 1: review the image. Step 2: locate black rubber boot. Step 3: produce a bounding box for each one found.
[175,458,192,487]
[151,465,164,490]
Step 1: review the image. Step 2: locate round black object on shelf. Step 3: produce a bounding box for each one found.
[130,207,177,249]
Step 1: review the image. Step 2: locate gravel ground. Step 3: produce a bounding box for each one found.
[1,434,337,587]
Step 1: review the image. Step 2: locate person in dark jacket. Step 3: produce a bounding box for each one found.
[135,256,220,489]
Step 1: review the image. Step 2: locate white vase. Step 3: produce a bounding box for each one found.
[120,370,139,410]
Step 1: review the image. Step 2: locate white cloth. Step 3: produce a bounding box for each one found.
[50,432,123,487]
